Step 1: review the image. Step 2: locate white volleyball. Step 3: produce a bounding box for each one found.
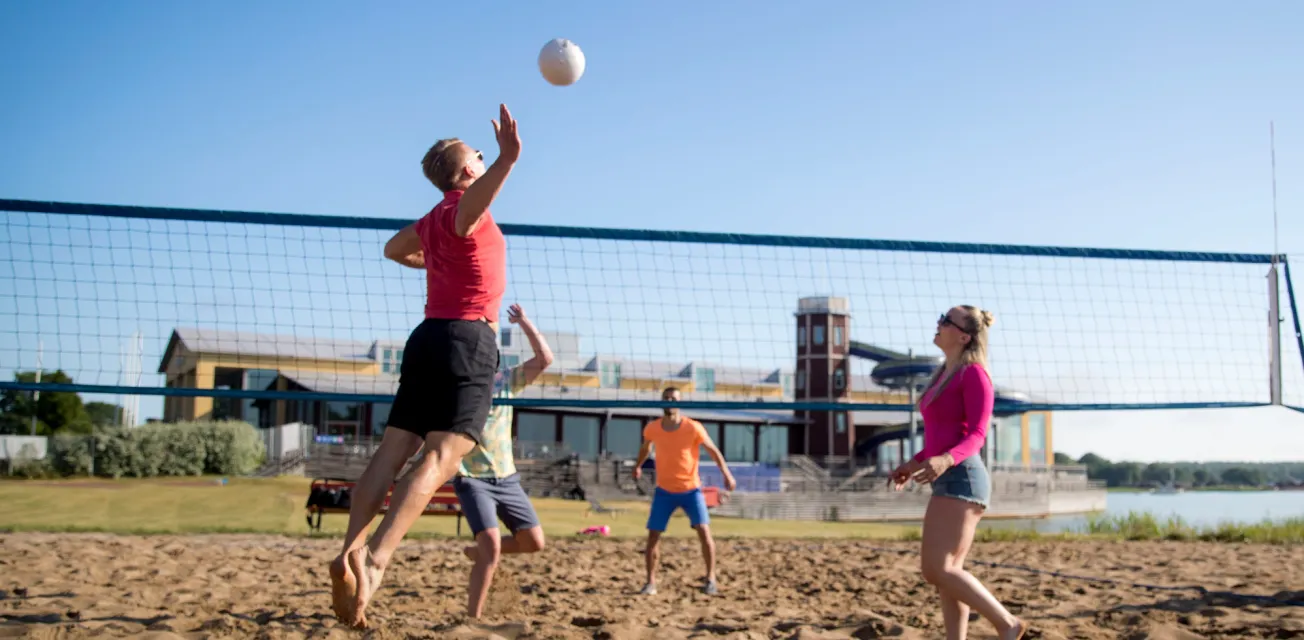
[538,38,586,86]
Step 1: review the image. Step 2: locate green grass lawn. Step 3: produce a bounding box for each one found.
[0,476,911,539]
[4,477,1299,543]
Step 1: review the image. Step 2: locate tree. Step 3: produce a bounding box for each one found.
[1078,452,1109,468]
[0,370,91,436]
[1141,463,1196,486]
[1053,452,1076,465]
[1220,467,1263,487]
[1077,453,1113,481]
[1141,463,1172,485]
[1101,462,1143,487]
[85,402,122,426]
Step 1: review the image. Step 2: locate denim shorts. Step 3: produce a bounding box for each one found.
[453,473,540,536]
[931,455,991,509]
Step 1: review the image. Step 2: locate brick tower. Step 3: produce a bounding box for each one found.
[794,296,853,457]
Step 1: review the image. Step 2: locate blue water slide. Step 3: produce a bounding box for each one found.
[847,340,1029,409]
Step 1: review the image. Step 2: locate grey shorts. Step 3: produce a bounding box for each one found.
[931,455,992,509]
[452,473,540,536]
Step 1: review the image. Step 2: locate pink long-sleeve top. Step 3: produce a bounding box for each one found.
[911,363,993,465]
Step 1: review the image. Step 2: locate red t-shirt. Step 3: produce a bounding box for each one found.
[413,190,507,322]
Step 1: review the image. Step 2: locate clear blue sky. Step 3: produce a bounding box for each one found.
[2,1,1303,461]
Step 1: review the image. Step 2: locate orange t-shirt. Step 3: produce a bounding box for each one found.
[644,417,707,493]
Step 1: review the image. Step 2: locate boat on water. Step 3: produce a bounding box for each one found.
[1149,468,1184,494]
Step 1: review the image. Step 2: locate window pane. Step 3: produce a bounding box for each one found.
[327,401,360,421]
[604,418,643,458]
[212,367,244,421]
[878,441,901,472]
[242,369,278,428]
[370,402,391,437]
[600,363,622,388]
[813,326,825,345]
[996,417,1023,465]
[797,326,806,346]
[699,422,721,459]
[724,424,755,462]
[834,326,843,345]
[758,426,787,464]
[699,368,715,392]
[383,348,392,362]
[516,412,555,444]
[563,415,600,460]
[1027,413,1047,466]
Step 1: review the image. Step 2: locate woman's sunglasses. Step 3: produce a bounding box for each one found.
[938,313,974,335]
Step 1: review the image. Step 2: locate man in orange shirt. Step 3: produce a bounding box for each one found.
[633,386,737,596]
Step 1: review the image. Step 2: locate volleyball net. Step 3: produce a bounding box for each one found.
[1,199,1302,427]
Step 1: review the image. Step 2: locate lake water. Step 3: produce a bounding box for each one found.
[984,490,1304,533]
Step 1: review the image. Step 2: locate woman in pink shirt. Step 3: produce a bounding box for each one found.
[891,305,1027,640]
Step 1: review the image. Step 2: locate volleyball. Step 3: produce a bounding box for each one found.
[538,38,586,86]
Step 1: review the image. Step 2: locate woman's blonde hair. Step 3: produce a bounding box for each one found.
[921,305,996,406]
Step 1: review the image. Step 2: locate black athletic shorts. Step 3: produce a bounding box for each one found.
[387,318,498,445]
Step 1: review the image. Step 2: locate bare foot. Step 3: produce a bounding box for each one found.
[462,545,478,562]
[1001,618,1029,640]
[328,553,357,623]
[347,546,387,628]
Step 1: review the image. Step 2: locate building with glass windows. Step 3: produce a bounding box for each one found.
[157,297,1054,469]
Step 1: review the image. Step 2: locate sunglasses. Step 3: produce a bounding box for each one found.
[938,313,974,335]
[433,150,484,170]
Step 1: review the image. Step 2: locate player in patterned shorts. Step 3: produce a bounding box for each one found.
[454,303,554,618]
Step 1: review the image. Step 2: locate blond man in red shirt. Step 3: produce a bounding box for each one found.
[330,104,520,628]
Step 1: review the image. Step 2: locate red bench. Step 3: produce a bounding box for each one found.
[305,477,465,536]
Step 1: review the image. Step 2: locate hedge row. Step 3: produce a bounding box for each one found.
[17,421,264,478]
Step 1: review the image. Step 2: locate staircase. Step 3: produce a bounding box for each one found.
[516,455,584,498]
[785,455,833,491]
[252,450,306,477]
[835,466,879,491]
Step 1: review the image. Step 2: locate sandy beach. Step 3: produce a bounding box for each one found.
[0,533,1300,639]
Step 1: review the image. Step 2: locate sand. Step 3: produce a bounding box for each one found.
[1,533,1301,639]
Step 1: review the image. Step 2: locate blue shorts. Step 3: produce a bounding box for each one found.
[453,473,540,536]
[647,487,710,532]
[931,455,992,509]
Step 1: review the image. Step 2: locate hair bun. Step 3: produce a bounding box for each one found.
[980,310,996,328]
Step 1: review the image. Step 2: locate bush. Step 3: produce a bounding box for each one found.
[198,421,264,475]
[1081,511,1304,544]
[50,434,93,476]
[93,426,148,478]
[9,456,55,479]
[34,421,264,479]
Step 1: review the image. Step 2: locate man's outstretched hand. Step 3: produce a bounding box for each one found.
[491,103,521,165]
